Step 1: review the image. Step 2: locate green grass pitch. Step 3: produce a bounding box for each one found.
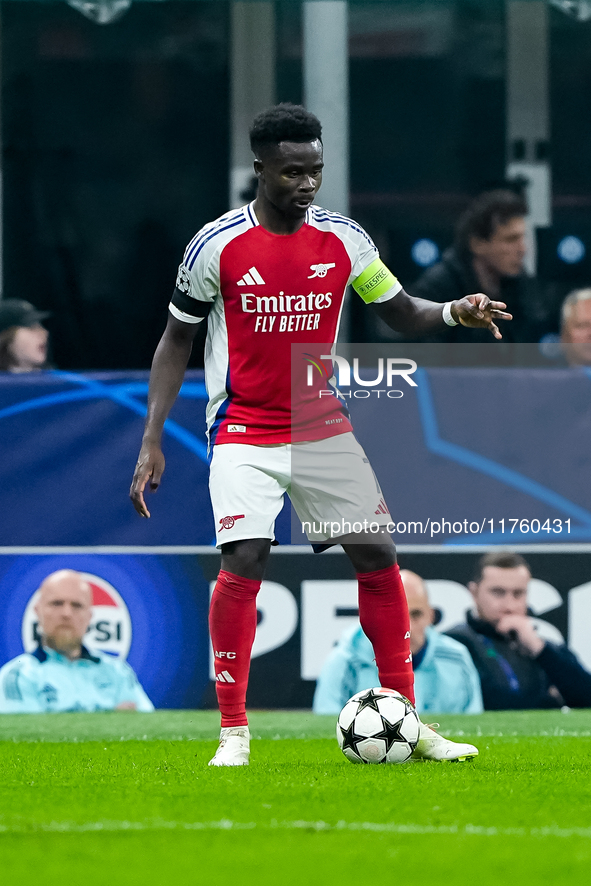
[1,710,590,886]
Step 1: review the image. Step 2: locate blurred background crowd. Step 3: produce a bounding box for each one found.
[2,551,591,714]
[2,0,591,367]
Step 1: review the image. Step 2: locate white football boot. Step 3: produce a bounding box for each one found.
[208,726,250,767]
[411,722,478,762]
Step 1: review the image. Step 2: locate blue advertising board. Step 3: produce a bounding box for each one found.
[0,547,590,710]
[1,367,590,546]
[0,551,211,709]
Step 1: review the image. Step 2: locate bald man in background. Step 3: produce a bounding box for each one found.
[0,570,153,713]
[560,288,591,366]
[313,570,483,715]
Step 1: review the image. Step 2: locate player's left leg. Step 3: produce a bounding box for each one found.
[343,539,415,705]
[292,434,478,761]
[344,540,477,762]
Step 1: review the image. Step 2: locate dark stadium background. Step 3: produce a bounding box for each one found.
[3,0,591,367]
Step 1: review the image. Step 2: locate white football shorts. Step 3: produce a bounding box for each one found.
[208,432,392,547]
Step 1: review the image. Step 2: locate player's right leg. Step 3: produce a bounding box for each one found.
[207,443,288,766]
[208,539,270,767]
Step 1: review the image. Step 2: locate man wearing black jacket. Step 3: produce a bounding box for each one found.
[446,551,591,710]
[409,190,550,344]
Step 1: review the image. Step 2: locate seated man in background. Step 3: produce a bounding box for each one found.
[446,550,591,710]
[0,570,153,713]
[409,189,547,343]
[559,288,591,366]
[313,570,483,715]
[0,299,52,372]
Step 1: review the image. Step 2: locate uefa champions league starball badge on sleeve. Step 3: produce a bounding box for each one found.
[337,688,420,764]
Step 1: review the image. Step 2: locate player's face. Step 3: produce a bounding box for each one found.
[403,573,434,656]
[255,140,323,220]
[35,573,93,652]
[561,299,591,365]
[469,566,531,627]
[8,324,48,371]
[470,216,527,277]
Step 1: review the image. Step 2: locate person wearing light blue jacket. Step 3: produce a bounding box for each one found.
[313,570,483,715]
[0,569,153,713]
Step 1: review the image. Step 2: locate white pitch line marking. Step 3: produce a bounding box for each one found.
[0,820,590,839]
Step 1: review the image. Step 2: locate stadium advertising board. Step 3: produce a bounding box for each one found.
[0,548,589,709]
[0,553,210,709]
[290,344,591,546]
[1,363,590,546]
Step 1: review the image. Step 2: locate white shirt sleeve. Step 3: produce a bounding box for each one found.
[346,229,379,284]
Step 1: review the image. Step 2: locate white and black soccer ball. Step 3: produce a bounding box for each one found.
[336,687,420,764]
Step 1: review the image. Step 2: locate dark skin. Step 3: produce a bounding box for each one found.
[130,138,513,577]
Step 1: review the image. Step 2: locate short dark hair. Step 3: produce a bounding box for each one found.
[473,550,531,583]
[249,103,322,156]
[455,189,528,254]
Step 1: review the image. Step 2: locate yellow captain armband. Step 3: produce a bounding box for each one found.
[352,258,398,304]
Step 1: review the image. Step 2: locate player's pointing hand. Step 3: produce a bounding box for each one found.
[451,294,513,340]
[129,441,165,518]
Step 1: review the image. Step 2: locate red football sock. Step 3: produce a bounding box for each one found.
[357,563,415,705]
[209,570,261,727]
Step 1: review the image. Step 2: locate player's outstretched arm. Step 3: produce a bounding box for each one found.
[372,289,512,340]
[130,314,200,518]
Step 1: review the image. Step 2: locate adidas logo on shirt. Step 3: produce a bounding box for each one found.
[237,267,265,286]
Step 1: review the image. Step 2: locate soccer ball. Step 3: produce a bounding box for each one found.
[336,687,420,764]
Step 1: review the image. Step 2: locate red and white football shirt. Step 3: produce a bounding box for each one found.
[169,203,399,446]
